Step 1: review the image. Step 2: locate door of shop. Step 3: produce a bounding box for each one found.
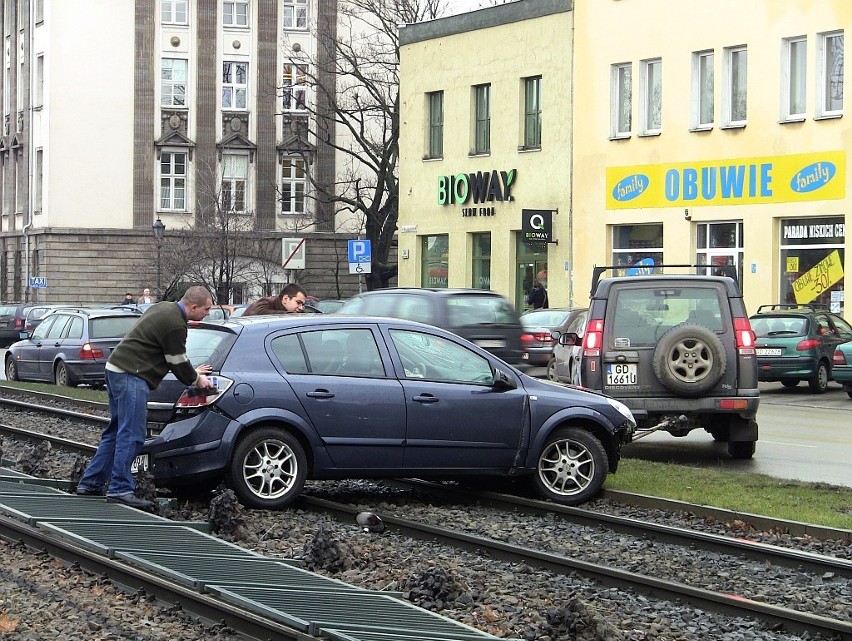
[516,239,548,312]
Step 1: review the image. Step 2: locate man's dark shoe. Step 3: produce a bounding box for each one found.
[106,493,154,510]
[75,486,104,496]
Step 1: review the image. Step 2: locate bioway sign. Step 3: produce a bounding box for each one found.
[438,169,517,208]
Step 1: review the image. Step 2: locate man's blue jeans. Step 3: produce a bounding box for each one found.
[77,369,150,496]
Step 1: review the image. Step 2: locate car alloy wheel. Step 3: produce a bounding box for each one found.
[808,361,829,394]
[533,426,607,506]
[547,357,558,381]
[652,323,726,396]
[228,427,307,509]
[5,356,18,381]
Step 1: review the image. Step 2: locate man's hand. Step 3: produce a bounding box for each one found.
[195,363,213,375]
[195,374,215,389]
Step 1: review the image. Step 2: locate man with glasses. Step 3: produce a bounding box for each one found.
[242,283,308,316]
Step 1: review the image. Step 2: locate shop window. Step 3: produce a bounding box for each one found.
[610,62,632,138]
[780,217,844,314]
[612,224,663,274]
[471,233,491,289]
[421,235,448,288]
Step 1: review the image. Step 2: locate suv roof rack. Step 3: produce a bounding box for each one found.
[755,303,830,313]
[591,263,739,298]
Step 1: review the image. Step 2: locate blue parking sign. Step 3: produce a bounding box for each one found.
[348,240,371,264]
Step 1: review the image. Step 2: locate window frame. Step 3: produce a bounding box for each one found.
[690,50,714,130]
[221,153,249,214]
[816,30,844,119]
[472,83,491,155]
[427,91,444,159]
[639,58,662,136]
[223,0,249,28]
[722,45,748,127]
[610,62,632,138]
[159,151,188,212]
[282,62,309,112]
[222,61,248,110]
[161,58,188,108]
[280,156,307,215]
[781,36,807,122]
[522,75,542,149]
[161,0,188,25]
[282,0,308,30]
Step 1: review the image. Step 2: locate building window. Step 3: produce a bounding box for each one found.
[782,36,806,120]
[691,50,714,128]
[523,76,542,148]
[612,224,663,274]
[780,217,844,313]
[4,38,9,117]
[35,0,44,23]
[695,222,743,284]
[281,157,306,215]
[427,91,443,159]
[161,58,188,107]
[610,63,632,138]
[473,84,490,154]
[639,58,661,135]
[817,30,844,117]
[162,0,188,24]
[283,0,307,29]
[471,233,491,289]
[34,149,43,212]
[223,1,249,27]
[160,152,187,211]
[282,63,308,111]
[35,55,44,108]
[421,235,448,288]
[723,45,747,126]
[221,154,248,213]
[222,61,248,110]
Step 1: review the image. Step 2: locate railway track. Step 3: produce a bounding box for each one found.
[0,389,850,640]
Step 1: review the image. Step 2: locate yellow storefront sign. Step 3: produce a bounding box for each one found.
[791,250,844,304]
[786,257,799,273]
[606,151,846,209]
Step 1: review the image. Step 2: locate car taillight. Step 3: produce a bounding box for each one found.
[521,333,533,344]
[796,338,821,351]
[79,343,105,360]
[733,317,755,355]
[174,376,233,410]
[14,318,23,329]
[583,319,604,357]
[834,350,847,366]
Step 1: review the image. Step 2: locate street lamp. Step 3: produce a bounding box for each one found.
[152,216,166,299]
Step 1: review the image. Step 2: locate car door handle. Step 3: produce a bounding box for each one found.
[306,390,334,399]
[413,394,439,404]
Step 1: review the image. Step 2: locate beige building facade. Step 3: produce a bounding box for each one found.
[399,0,848,318]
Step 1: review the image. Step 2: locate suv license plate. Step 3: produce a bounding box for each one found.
[131,454,149,474]
[475,339,506,348]
[756,348,782,356]
[606,363,637,385]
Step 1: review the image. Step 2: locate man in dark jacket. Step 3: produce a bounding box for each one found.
[75,285,214,510]
[243,283,307,316]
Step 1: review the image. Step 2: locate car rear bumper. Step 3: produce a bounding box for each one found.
[756,356,818,380]
[66,362,109,382]
[620,391,760,421]
[521,347,553,366]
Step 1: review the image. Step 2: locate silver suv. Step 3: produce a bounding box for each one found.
[559,266,759,458]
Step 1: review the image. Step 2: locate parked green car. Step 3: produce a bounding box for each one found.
[833,341,852,399]
[749,304,852,393]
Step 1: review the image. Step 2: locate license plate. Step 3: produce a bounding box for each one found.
[606,363,637,385]
[475,339,506,348]
[131,454,149,474]
[756,348,782,356]
[522,352,529,359]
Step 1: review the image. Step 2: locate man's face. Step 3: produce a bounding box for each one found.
[281,292,306,313]
[143,289,151,296]
[187,298,213,321]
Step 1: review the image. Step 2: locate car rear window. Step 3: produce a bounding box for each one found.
[0,305,17,317]
[521,310,572,327]
[750,316,807,338]
[611,287,724,346]
[90,316,142,339]
[446,295,518,327]
[185,327,238,368]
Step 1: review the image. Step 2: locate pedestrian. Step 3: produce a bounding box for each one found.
[527,281,549,309]
[75,285,215,510]
[121,292,135,305]
[242,283,307,316]
[138,287,154,304]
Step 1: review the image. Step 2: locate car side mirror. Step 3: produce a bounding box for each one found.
[19,331,30,339]
[492,367,517,391]
[559,332,580,346]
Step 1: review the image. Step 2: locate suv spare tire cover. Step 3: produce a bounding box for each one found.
[652,323,727,396]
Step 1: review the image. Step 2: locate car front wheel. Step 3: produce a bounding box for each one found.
[227,427,307,509]
[5,356,18,381]
[547,357,558,381]
[533,427,607,506]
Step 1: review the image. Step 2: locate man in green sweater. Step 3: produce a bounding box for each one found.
[76,285,214,509]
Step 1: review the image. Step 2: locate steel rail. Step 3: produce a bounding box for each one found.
[0,423,97,458]
[0,397,108,427]
[0,385,108,414]
[0,513,318,641]
[300,495,852,641]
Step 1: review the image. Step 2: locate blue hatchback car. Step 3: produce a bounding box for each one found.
[138,315,636,509]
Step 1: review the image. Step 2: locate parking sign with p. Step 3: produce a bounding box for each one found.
[348,239,372,274]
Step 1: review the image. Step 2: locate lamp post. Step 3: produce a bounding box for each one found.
[152,216,166,299]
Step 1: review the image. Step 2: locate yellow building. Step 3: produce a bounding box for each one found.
[399,0,848,318]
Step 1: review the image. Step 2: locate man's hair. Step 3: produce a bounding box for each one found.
[181,285,212,306]
[279,283,307,299]
[125,292,133,296]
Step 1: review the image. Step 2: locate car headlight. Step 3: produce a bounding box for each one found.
[606,397,636,425]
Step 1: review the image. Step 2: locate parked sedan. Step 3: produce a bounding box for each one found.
[520,308,588,371]
[5,308,141,387]
[138,315,636,509]
[749,304,852,393]
[549,309,589,385]
[833,342,852,399]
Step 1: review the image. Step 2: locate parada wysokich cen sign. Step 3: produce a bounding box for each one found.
[438,169,516,217]
[606,151,845,209]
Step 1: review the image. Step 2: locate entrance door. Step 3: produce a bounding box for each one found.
[516,239,548,312]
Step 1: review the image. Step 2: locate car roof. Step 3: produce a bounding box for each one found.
[752,303,830,315]
[46,307,140,318]
[354,288,508,298]
[593,274,741,298]
[191,313,460,333]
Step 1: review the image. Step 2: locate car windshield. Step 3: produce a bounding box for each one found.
[89,316,142,339]
[446,295,518,327]
[750,316,807,337]
[610,287,724,345]
[521,310,571,327]
[185,327,238,368]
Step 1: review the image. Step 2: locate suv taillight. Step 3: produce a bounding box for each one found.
[733,317,755,355]
[583,319,604,357]
[834,350,847,366]
[79,343,105,360]
[174,376,233,411]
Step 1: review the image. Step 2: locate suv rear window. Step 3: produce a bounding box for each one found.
[611,287,724,346]
[447,295,518,327]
